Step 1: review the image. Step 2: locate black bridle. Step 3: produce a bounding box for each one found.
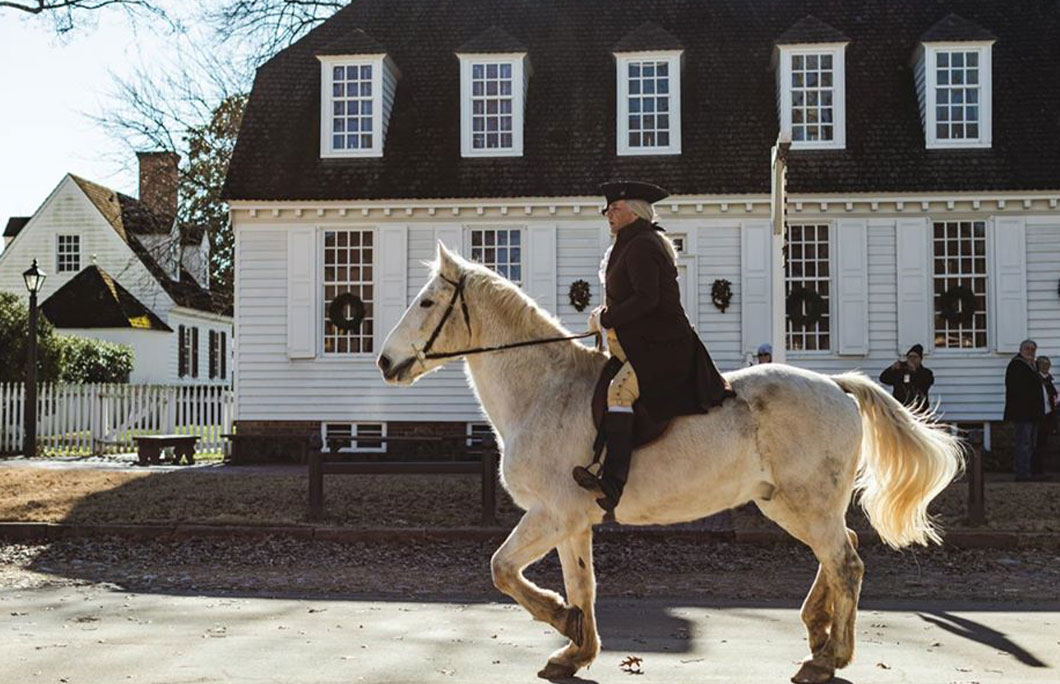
[416,274,600,362]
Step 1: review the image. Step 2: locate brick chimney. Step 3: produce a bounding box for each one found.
[136,151,180,218]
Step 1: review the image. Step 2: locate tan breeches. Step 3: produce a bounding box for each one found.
[606,329,640,408]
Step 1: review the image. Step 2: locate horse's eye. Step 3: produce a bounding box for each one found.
[420,299,434,308]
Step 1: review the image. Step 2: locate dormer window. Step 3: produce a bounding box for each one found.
[774,16,850,150]
[918,44,992,148]
[914,14,996,149]
[457,54,528,157]
[317,30,399,159]
[615,51,682,156]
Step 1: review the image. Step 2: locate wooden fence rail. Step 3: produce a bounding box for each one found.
[0,383,233,455]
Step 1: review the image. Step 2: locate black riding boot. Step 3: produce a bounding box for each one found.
[572,411,634,515]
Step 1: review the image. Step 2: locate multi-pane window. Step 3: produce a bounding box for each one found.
[322,422,385,453]
[471,62,514,150]
[791,53,835,143]
[625,60,672,149]
[57,234,80,272]
[323,229,374,354]
[470,228,522,284]
[934,50,981,141]
[933,221,987,349]
[208,330,228,380]
[178,325,198,378]
[785,224,831,352]
[330,63,374,152]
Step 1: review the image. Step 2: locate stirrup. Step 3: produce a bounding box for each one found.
[572,465,604,494]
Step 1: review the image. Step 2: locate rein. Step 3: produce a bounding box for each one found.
[417,274,601,362]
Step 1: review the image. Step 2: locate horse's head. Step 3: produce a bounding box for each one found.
[377,241,475,385]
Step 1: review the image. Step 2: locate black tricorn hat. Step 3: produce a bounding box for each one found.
[598,180,669,214]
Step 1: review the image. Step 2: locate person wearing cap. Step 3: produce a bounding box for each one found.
[879,344,934,410]
[756,343,773,364]
[572,180,735,515]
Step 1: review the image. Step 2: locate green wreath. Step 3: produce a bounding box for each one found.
[938,286,977,327]
[786,286,827,327]
[328,292,366,332]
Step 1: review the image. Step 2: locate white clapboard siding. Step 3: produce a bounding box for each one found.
[0,383,233,455]
[895,217,930,355]
[992,217,1028,353]
[1026,219,1060,349]
[740,220,772,355]
[286,226,317,358]
[835,218,869,355]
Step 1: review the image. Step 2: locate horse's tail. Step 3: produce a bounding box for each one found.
[831,372,965,549]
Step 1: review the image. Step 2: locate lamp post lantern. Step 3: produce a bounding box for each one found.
[22,259,46,458]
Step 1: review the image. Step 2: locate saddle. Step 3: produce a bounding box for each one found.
[589,356,668,464]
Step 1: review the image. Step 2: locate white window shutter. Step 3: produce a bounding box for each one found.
[896,217,930,354]
[377,225,408,350]
[286,227,317,359]
[434,226,463,255]
[740,220,772,355]
[836,219,869,355]
[526,225,557,313]
[992,216,1027,353]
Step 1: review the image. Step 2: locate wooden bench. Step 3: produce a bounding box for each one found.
[133,434,198,466]
[307,435,499,526]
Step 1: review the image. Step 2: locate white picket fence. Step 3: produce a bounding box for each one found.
[0,383,234,455]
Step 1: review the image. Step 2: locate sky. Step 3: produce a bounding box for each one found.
[0,3,259,258]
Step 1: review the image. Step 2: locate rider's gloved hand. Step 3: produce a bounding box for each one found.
[588,305,606,333]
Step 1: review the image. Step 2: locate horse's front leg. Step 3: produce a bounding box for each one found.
[491,507,582,644]
[538,526,601,680]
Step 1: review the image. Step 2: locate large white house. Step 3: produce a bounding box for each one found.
[223,1,1060,452]
[0,153,232,384]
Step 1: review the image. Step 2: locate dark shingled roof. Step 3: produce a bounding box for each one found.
[775,15,850,45]
[457,25,527,53]
[223,0,1060,201]
[318,27,387,55]
[613,22,684,52]
[921,13,998,42]
[4,216,30,239]
[68,175,229,315]
[41,265,172,331]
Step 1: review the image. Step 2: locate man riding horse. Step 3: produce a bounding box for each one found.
[572,180,735,515]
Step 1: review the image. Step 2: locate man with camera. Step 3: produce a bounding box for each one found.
[879,344,934,410]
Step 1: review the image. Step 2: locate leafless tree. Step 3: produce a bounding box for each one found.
[90,40,251,309]
[208,0,343,62]
[0,0,168,34]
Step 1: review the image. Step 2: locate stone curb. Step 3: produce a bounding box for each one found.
[1,522,1058,549]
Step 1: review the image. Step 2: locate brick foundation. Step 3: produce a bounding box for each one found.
[233,420,482,460]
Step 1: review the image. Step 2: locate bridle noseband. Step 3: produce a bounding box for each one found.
[415,273,599,363]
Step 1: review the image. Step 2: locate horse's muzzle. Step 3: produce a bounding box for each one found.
[380,355,417,384]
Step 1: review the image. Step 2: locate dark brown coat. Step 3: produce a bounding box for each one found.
[599,219,734,425]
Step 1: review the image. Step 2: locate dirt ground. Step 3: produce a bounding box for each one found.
[0,465,1057,532]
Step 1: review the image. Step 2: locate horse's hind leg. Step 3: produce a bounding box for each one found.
[539,527,601,679]
[757,500,864,684]
[491,507,583,644]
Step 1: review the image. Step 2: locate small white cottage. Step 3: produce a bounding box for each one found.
[222,0,1060,452]
[0,153,232,385]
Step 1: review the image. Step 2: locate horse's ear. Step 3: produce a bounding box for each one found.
[436,241,462,280]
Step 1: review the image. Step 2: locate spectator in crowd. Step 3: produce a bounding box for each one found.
[1034,355,1057,480]
[756,343,772,364]
[1005,339,1044,482]
[879,344,934,410]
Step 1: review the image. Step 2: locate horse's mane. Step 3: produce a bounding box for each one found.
[429,254,606,380]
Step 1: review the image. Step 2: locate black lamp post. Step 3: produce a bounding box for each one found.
[22,259,46,458]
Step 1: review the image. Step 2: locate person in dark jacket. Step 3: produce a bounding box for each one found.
[1033,355,1056,479]
[573,180,735,515]
[879,344,934,410]
[1005,339,1044,481]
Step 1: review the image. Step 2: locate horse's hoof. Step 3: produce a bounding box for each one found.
[561,606,584,647]
[538,660,578,680]
[791,659,836,683]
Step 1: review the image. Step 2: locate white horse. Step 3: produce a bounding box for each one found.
[378,243,963,683]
